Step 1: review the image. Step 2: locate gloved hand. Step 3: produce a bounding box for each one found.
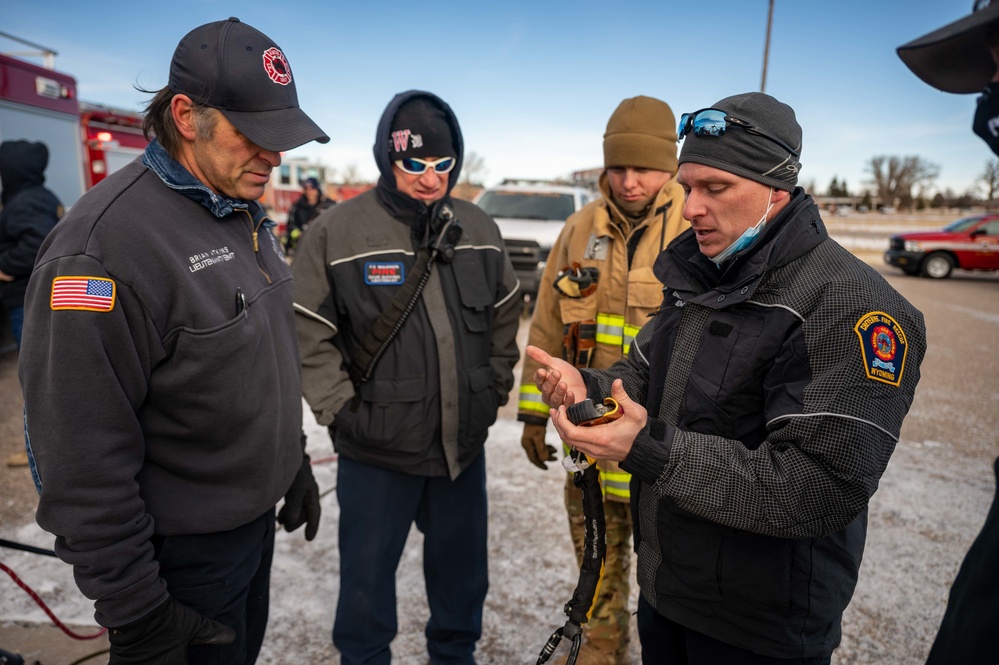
[277,453,321,541]
[108,596,234,664]
[521,423,557,470]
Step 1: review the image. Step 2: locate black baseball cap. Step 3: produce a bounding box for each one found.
[168,17,329,151]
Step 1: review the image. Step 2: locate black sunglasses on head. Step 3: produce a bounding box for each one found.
[677,108,800,157]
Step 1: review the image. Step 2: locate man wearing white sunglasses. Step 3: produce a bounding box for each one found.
[292,90,520,664]
[526,92,927,664]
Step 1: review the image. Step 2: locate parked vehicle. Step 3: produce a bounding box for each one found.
[884,213,999,279]
[1,42,146,209]
[473,180,596,302]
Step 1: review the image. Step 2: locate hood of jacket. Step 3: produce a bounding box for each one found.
[1,140,49,206]
[656,188,828,306]
[372,90,464,221]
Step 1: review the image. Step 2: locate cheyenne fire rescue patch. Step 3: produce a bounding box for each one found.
[364,262,404,285]
[50,276,116,312]
[854,311,908,387]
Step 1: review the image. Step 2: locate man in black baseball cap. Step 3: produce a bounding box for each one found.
[524,90,926,663]
[19,17,326,665]
[168,17,328,153]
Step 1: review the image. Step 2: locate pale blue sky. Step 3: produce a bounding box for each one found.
[2,1,990,195]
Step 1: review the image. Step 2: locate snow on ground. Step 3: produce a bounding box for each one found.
[2,399,993,664]
[4,257,998,663]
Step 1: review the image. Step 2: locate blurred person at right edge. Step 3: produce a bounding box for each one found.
[527,92,927,664]
[898,2,999,662]
[517,95,688,665]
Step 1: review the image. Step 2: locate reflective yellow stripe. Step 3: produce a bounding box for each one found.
[623,323,641,357]
[601,470,631,499]
[518,384,549,416]
[596,313,624,346]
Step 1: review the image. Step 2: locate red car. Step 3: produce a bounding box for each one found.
[884,214,999,279]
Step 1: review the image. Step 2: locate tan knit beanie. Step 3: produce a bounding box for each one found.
[603,96,678,173]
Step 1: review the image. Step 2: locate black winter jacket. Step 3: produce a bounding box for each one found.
[293,91,520,478]
[288,194,334,236]
[19,144,303,628]
[0,140,63,309]
[925,455,999,664]
[584,191,927,658]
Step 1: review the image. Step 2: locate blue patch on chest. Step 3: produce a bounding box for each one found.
[365,262,405,285]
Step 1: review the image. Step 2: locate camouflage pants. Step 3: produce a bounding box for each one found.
[564,474,632,656]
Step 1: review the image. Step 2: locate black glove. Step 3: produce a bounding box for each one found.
[108,596,235,664]
[277,453,321,541]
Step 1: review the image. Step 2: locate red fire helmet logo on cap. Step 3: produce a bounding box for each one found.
[262,47,292,86]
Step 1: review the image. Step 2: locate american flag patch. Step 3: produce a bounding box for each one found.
[50,276,116,312]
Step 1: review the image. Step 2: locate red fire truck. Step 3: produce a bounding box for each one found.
[0,39,147,208]
[2,34,365,231]
[79,102,147,190]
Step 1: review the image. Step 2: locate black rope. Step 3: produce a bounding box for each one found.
[535,452,606,665]
[0,538,56,557]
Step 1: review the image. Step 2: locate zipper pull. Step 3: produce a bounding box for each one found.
[252,230,259,252]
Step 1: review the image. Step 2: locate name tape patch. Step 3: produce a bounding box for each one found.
[365,262,404,285]
[854,311,907,387]
[50,276,116,312]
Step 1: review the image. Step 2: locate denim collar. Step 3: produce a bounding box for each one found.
[142,139,256,220]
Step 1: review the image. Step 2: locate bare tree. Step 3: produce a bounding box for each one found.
[866,155,939,210]
[981,158,999,201]
[461,151,488,186]
[341,163,363,185]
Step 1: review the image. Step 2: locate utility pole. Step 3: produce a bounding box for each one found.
[761,0,774,92]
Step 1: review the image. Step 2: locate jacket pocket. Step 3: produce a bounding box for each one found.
[466,364,499,439]
[148,310,268,449]
[349,375,428,451]
[453,254,493,333]
[558,292,597,324]
[716,532,793,627]
[626,265,664,311]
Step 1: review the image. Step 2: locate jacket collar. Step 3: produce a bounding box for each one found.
[656,188,827,307]
[142,139,261,220]
[595,173,685,242]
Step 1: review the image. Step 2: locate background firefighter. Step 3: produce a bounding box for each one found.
[284,176,333,254]
[518,95,689,665]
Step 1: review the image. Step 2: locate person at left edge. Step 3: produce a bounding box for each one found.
[292,90,521,664]
[18,17,328,665]
[0,140,63,349]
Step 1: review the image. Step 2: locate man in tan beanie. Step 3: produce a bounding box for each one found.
[517,95,688,665]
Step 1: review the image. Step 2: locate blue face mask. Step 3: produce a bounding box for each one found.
[711,187,774,266]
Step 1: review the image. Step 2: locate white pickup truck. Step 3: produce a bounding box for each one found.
[474,181,597,304]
